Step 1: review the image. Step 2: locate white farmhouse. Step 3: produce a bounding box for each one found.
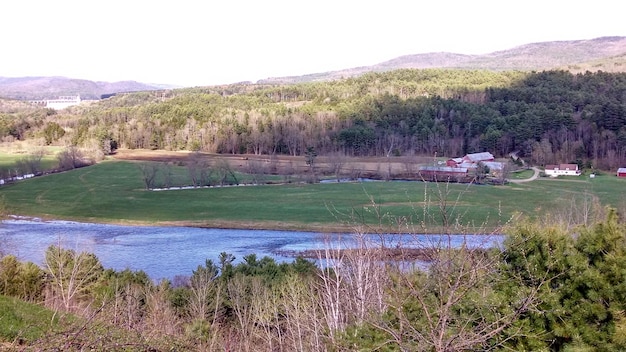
[544,164,581,177]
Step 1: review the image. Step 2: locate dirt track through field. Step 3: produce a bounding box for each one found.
[508,167,540,183]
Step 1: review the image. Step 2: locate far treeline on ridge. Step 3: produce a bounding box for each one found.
[1,69,626,170]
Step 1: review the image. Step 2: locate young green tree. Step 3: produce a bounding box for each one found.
[501,209,626,351]
[43,122,65,145]
[0,255,21,297]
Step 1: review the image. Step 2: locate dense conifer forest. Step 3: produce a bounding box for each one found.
[2,69,626,169]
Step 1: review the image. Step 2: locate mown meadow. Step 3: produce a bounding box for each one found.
[0,159,624,232]
[0,146,60,176]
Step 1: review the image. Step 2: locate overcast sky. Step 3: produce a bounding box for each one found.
[1,0,624,87]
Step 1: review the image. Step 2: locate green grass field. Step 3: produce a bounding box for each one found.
[0,147,59,174]
[1,160,624,232]
[0,294,158,348]
[508,168,534,179]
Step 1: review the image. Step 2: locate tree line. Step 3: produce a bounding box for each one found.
[2,69,626,169]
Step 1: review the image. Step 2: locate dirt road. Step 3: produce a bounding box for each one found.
[508,167,540,184]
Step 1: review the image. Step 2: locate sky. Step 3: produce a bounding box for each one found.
[1,0,624,87]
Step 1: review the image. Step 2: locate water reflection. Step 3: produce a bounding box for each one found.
[0,219,503,281]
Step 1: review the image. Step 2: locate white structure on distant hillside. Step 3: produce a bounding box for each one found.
[45,95,82,110]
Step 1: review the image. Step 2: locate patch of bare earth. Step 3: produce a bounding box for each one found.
[111,149,431,178]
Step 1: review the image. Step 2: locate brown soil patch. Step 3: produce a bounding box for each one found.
[111,149,431,179]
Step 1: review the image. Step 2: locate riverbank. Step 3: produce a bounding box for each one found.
[4,214,501,236]
[1,218,504,280]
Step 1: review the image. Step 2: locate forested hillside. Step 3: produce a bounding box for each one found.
[2,69,626,169]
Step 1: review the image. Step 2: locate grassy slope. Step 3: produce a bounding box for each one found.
[0,295,60,344]
[0,160,624,232]
[0,295,178,350]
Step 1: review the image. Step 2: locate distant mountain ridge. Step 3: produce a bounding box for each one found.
[0,76,166,101]
[259,36,626,84]
[1,36,625,99]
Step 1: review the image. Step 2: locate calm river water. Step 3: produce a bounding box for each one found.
[0,218,503,281]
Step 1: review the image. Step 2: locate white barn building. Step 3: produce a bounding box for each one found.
[544,164,581,177]
[46,95,82,110]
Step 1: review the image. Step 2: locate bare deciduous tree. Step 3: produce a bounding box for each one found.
[250,279,283,351]
[280,273,324,351]
[162,162,174,188]
[215,159,238,186]
[348,165,363,181]
[305,147,318,183]
[188,260,218,321]
[15,148,45,174]
[227,274,256,351]
[143,280,182,339]
[326,152,347,182]
[186,259,225,350]
[373,241,540,352]
[403,153,419,178]
[314,230,391,349]
[316,238,347,340]
[246,159,267,184]
[545,192,604,230]
[44,244,104,313]
[99,271,148,332]
[187,151,210,187]
[57,146,88,170]
[139,162,159,190]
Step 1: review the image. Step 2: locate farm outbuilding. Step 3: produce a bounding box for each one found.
[418,166,472,183]
[618,168,626,177]
[446,152,494,167]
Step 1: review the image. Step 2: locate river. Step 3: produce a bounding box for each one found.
[0,218,503,281]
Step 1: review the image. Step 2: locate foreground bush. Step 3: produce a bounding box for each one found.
[2,209,626,350]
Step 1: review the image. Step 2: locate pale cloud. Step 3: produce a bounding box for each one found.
[1,0,624,87]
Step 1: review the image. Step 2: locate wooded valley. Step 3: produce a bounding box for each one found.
[2,69,626,171]
[2,67,626,350]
